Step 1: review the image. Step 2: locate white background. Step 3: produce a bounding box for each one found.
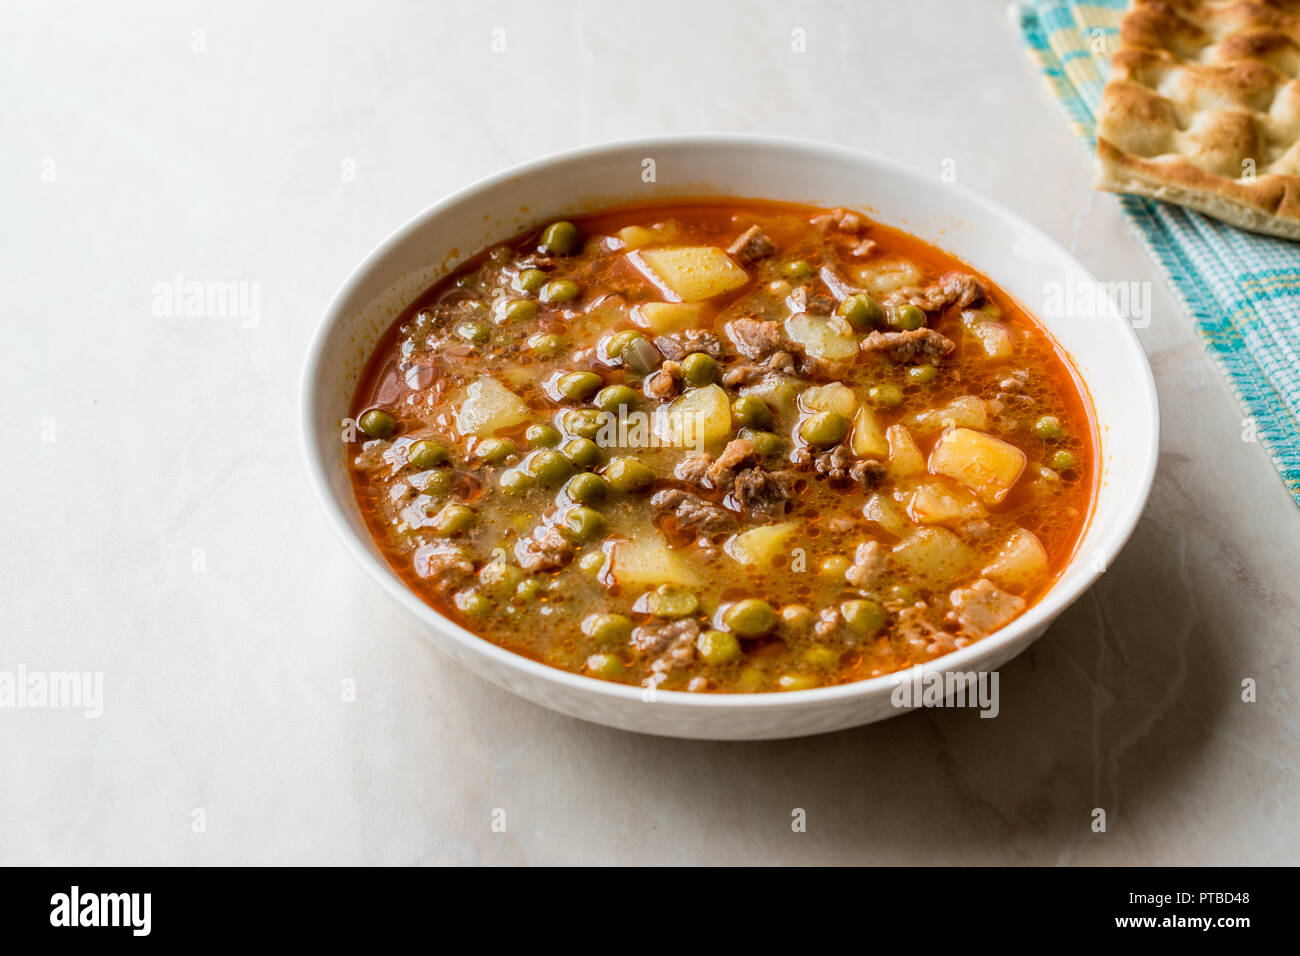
[3,0,1297,864]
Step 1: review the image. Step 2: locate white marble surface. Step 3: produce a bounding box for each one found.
[3,0,1297,865]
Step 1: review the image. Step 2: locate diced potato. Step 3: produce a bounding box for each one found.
[800,382,858,417]
[886,424,926,478]
[632,301,703,334]
[909,396,988,434]
[618,222,679,250]
[862,492,910,537]
[928,427,1027,504]
[908,481,986,526]
[981,528,1049,591]
[970,321,1014,360]
[655,383,732,447]
[633,246,749,302]
[850,258,924,296]
[851,406,889,459]
[725,521,800,566]
[783,314,859,362]
[890,527,975,588]
[453,377,531,438]
[608,535,703,590]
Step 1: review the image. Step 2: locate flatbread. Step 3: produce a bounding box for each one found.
[1095,0,1300,240]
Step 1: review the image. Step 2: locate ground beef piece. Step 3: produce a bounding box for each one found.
[790,446,883,490]
[860,328,955,365]
[896,603,960,660]
[948,579,1025,638]
[845,541,887,590]
[650,488,735,537]
[725,317,785,360]
[633,618,701,686]
[721,351,797,387]
[727,225,776,263]
[514,523,576,573]
[706,438,758,487]
[413,543,474,592]
[810,207,866,234]
[645,360,681,400]
[730,467,795,519]
[850,459,887,490]
[900,271,985,312]
[653,330,726,361]
[850,237,877,258]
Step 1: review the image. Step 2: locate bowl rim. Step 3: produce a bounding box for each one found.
[301,131,1160,711]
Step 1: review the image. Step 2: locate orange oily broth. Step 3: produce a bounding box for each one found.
[348,199,1097,692]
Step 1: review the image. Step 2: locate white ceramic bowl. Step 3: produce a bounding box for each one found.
[302,134,1158,740]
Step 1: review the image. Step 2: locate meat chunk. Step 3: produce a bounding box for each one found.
[514,523,576,573]
[896,602,960,659]
[675,454,713,485]
[645,360,681,400]
[721,350,796,387]
[730,467,795,519]
[810,207,866,234]
[899,272,986,312]
[860,328,955,365]
[790,446,885,490]
[633,618,701,686]
[706,438,758,487]
[948,579,1026,638]
[413,543,474,592]
[727,225,776,264]
[650,488,735,537]
[845,541,887,590]
[653,330,726,361]
[725,317,785,360]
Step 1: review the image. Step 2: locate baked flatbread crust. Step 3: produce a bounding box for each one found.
[1095,0,1300,240]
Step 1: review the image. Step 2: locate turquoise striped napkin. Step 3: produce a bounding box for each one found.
[1020,0,1300,506]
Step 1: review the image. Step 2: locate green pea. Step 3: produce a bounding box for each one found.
[555,370,603,401]
[518,268,547,293]
[888,584,918,606]
[525,450,573,486]
[406,439,448,469]
[577,550,606,575]
[731,395,772,429]
[867,384,903,407]
[1034,415,1066,440]
[907,364,938,385]
[515,578,543,603]
[420,470,451,496]
[357,409,396,439]
[723,598,778,637]
[501,298,539,324]
[539,220,582,256]
[608,331,660,375]
[1050,450,1076,472]
[804,645,840,669]
[562,506,605,542]
[561,437,604,469]
[605,456,655,492]
[738,428,783,457]
[838,293,885,329]
[479,560,525,598]
[798,410,850,447]
[540,279,580,305]
[696,629,741,665]
[778,673,819,691]
[680,352,719,387]
[892,304,926,331]
[431,503,475,536]
[645,585,698,618]
[526,332,564,357]
[781,604,815,632]
[564,471,608,504]
[582,612,632,646]
[585,653,626,679]
[454,589,492,619]
[605,330,641,361]
[841,599,886,638]
[820,555,851,578]
[594,384,638,412]
[557,408,606,438]
[736,666,766,692]
[782,259,815,281]
[455,320,491,344]
[498,469,531,494]
[475,438,515,464]
[526,423,562,448]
